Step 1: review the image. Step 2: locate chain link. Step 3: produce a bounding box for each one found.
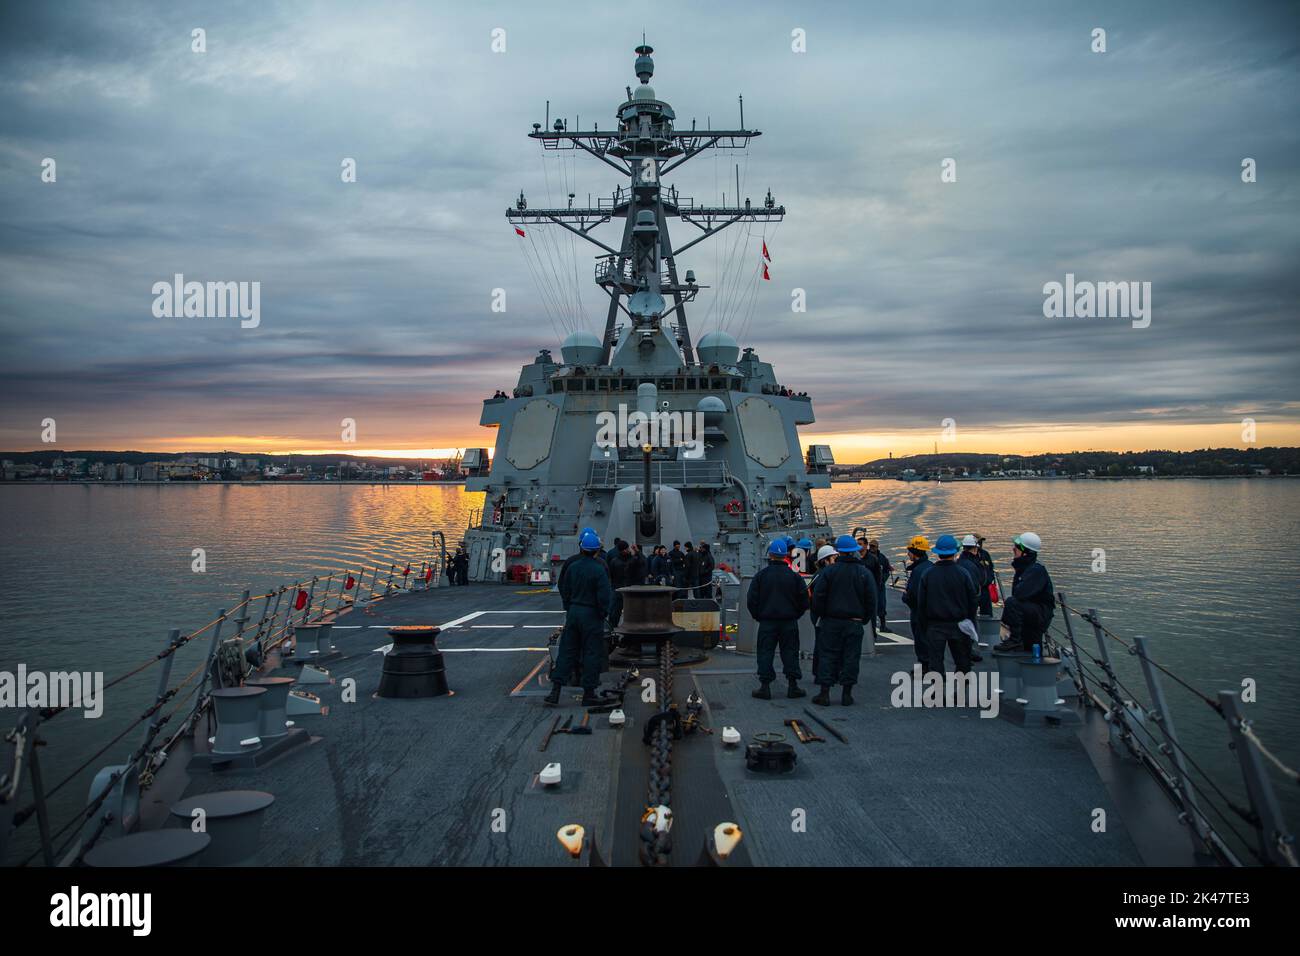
[640,640,676,866]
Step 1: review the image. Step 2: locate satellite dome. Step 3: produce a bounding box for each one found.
[696,330,740,366]
[561,329,603,365]
[696,395,726,426]
[632,85,657,102]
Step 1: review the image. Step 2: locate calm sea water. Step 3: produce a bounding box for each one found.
[2,480,1297,862]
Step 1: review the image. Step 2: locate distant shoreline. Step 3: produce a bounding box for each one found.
[0,479,467,486]
[2,475,1294,487]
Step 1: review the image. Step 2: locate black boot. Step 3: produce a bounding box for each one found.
[812,685,832,706]
[841,685,854,706]
[786,678,806,699]
[544,682,562,706]
[581,688,602,707]
[751,680,772,700]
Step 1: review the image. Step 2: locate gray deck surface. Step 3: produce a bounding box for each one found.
[177,583,1148,866]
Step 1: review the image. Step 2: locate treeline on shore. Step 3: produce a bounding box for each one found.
[841,447,1298,478]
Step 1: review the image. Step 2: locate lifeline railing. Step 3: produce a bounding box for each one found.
[1040,591,1295,867]
[0,541,450,867]
[880,575,1297,867]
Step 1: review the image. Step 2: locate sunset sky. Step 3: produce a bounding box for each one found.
[1,0,1297,463]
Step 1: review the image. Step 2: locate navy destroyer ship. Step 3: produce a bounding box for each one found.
[2,45,1294,874]
[460,41,831,583]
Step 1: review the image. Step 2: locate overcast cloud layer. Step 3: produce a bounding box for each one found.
[1,0,1297,453]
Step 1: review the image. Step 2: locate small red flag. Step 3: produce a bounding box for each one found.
[514,226,526,237]
[344,575,356,590]
[403,564,412,577]
[424,567,434,582]
[294,589,308,610]
[761,262,770,281]
[762,240,771,262]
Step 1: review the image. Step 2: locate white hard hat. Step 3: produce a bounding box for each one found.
[961,534,978,547]
[816,545,837,562]
[1014,531,1042,552]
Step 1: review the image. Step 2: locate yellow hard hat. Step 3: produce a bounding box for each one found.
[908,535,931,551]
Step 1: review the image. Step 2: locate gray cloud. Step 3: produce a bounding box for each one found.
[0,0,1297,450]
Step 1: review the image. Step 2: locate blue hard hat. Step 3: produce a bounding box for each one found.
[834,534,860,554]
[579,529,601,551]
[797,538,813,550]
[933,534,960,556]
[768,538,789,557]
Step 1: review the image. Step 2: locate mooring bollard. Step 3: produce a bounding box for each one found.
[83,830,211,868]
[245,677,295,739]
[168,790,275,866]
[992,649,1033,700]
[210,687,267,756]
[291,624,323,660]
[377,626,449,698]
[1016,655,1066,717]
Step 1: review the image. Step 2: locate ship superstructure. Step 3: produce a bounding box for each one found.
[462,44,834,580]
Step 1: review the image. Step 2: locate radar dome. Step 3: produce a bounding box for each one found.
[561,330,603,365]
[632,85,657,102]
[696,395,726,426]
[696,330,740,366]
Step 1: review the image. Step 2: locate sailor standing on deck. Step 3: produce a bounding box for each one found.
[916,535,979,676]
[547,529,614,707]
[808,544,838,684]
[695,541,715,597]
[996,532,1055,653]
[867,539,893,633]
[668,541,686,588]
[810,534,877,706]
[975,535,996,616]
[956,535,987,662]
[901,536,933,670]
[607,540,631,627]
[746,539,810,700]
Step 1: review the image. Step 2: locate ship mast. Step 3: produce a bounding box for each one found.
[507,43,786,365]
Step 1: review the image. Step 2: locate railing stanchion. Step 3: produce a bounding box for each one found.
[232,589,251,642]
[1057,592,1088,702]
[137,629,181,783]
[316,574,334,619]
[302,577,318,624]
[1132,634,1212,856]
[197,612,227,701]
[1218,691,1297,867]
[25,734,55,867]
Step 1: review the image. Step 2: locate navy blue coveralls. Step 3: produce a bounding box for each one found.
[901,556,933,668]
[746,559,809,683]
[810,555,877,687]
[555,553,613,692]
[916,559,979,676]
[1004,552,1054,651]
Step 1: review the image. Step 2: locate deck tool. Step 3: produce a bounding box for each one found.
[539,715,562,752]
[802,707,848,743]
[784,718,824,744]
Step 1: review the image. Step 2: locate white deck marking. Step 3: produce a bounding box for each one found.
[471,625,516,629]
[477,610,563,614]
[523,625,560,628]
[441,647,548,653]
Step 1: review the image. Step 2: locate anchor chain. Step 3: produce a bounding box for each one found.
[640,640,677,866]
